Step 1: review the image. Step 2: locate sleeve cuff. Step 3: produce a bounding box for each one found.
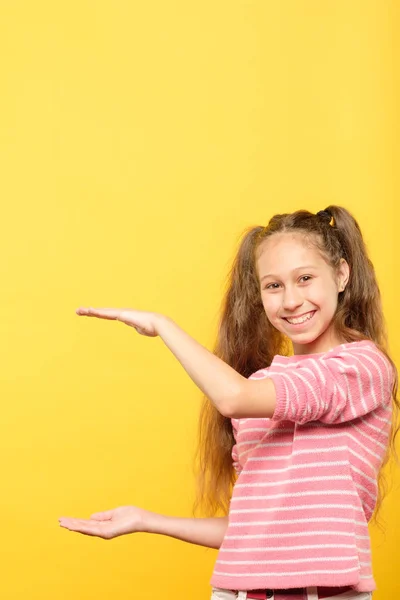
[269,374,289,421]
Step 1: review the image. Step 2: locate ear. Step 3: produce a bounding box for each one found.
[337,258,350,292]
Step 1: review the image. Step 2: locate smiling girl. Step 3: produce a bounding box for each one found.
[60,206,398,600]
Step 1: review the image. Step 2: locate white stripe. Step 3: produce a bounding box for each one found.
[246,444,348,457]
[237,454,286,461]
[348,447,377,473]
[361,346,392,399]
[237,418,269,424]
[230,504,363,514]
[324,357,356,419]
[243,441,293,449]
[375,403,391,415]
[340,361,358,419]
[282,374,291,418]
[350,464,378,486]
[238,427,273,434]
[239,426,293,435]
[221,543,358,552]
[270,346,354,369]
[213,567,359,577]
[359,414,390,436]
[228,518,363,527]
[245,461,349,474]
[332,379,347,421]
[249,370,269,379]
[310,359,326,384]
[224,531,369,540]
[217,555,357,565]
[341,352,376,411]
[235,430,385,473]
[353,481,376,503]
[351,422,387,450]
[221,544,357,552]
[238,440,276,448]
[357,352,382,409]
[280,431,383,460]
[235,475,351,488]
[346,432,384,460]
[281,369,320,414]
[231,490,358,501]
[237,429,295,447]
[279,371,300,420]
[373,409,392,424]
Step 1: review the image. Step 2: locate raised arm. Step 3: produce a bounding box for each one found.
[76,307,277,419]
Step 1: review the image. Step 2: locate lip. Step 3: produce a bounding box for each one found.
[283,310,317,326]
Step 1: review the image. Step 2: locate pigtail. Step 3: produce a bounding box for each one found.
[326,205,399,526]
[326,206,387,347]
[216,225,284,377]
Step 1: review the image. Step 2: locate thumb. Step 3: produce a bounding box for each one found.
[90,509,114,521]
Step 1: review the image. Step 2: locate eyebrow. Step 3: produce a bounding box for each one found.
[260,265,318,282]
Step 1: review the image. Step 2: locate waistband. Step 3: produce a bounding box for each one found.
[247,586,353,599]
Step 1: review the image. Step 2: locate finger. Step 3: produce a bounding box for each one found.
[90,510,114,521]
[59,517,105,538]
[76,307,120,320]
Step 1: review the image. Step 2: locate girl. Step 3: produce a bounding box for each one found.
[59,206,398,600]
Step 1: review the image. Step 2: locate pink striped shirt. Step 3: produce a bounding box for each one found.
[210,340,394,593]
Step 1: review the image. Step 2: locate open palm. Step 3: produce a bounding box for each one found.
[76,307,160,337]
[59,505,147,539]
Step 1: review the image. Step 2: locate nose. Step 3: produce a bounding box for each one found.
[282,286,303,311]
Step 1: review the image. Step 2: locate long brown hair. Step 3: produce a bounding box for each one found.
[194,206,399,524]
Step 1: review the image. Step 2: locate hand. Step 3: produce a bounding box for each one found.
[76,307,162,337]
[59,506,148,540]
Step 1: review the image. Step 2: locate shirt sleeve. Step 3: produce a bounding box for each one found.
[269,343,394,425]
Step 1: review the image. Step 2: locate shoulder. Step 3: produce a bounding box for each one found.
[321,340,393,375]
[248,340,393,380]
[300,341,395,397]
[247,354,293,380]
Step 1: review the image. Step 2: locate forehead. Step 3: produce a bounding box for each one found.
[257,233,328,277]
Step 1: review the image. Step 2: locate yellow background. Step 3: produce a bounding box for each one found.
[0,1,399,598]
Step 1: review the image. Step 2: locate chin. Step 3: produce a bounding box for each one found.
[291,334,323,349]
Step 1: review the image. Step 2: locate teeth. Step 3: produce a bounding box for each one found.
[286,312,314,325]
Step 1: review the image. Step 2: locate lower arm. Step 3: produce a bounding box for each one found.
[143,511,229,549]
[156,315,243,416]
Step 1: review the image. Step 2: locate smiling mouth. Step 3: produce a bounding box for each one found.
[283,310,317,326]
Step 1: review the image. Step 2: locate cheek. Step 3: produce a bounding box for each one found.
[262,295,280,319]
[315,283,338,314]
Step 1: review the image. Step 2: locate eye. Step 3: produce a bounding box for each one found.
[299,275,312,283]
[265,282,280,290]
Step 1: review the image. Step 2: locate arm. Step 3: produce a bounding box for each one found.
[76,307,277,419]
[145,512,228,549]
[157,315,276,419]
[59,505,228,549]
[270,342,394,424]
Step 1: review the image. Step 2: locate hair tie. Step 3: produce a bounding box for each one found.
[316,210,334,226]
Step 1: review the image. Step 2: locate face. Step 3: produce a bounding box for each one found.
[257,233,350,355]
